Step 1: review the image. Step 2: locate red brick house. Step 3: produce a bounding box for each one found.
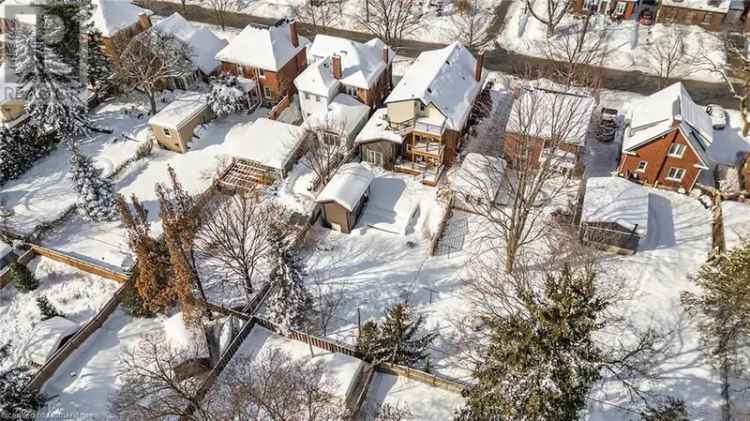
[572,0,638,19]
[617,82,714,192]
[215,21,307,106]
[656,0,730,32]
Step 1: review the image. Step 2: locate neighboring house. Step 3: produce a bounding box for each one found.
[616,82,714,192]
[0,63,26,127]
[221,118,307,185]
[355,42,486,186]
[580,176,650,254]
[150,13,228,89]
[302,93,370,149]
[656,0,730,31]
[294,34,394,119]
[316,162,374,233]
[503,87,594,175]
[450,152,507,212]
[572,0,638,19]
[148,93,213,153]
[215,21,307,106]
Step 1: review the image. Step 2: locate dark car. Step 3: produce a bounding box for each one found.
[639,9,654,25]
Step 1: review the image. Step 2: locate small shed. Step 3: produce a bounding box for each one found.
[25,316,79,366]
[148,94,213,153]
[580,177,650,254]
[450,153,507,212]
[316,162,374,233]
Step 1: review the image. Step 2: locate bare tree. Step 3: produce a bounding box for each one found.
[357,0,422,46]
[526,0,575,37]
[540,12,609,87]
[110,333,211,421]
[298,118,347,186]
[197,188,276,299]
[365,402,413,420]
[207,0,236,31]
[449,0,493,50]
[115,30,194,114]
[308,269,346,336]
[644,26,692,89]
[698,39,750,136]
[210,347,349,420]
[295,0,337,33]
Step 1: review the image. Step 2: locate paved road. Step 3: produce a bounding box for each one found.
[139,0,738,108]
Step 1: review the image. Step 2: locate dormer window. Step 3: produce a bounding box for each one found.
[419,102,426,112]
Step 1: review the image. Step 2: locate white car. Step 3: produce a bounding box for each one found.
[706,104,726,130]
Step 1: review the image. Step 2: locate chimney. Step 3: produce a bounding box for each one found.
[475,51,484,82]
[382,46,389,64]
[332,54,342,80]
[138,12,151,30]
[289,21,299,48]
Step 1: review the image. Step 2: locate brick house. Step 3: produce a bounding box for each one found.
[215,21,307,106]
[503,87,595,175]
[354,42,486,186]
[572,0,638,19]
[656,0,730,31]
[294,35,394,120]
[617,82,714,192]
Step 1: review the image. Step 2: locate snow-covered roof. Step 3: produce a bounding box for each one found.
[148,93,208,129]
[303,34,394,90]
[294,57,339,97]
[582,177,649,236]
[0,240,11,258]
[507,88,595,146]
[163,312,210,362]
[661,0,730,13]
[215,23,307,72]
[224,118,306,170]
[25,316,79,366]
[90,0,152,37]
[624,82,713,167]
[451,153,506,199]
[354,108,404,145]
[0,63,21,103]
[227,325,364,401]
[316,162,374,211]
[302,94,370,138]
[385,42,485,131]
[152,13,227,75]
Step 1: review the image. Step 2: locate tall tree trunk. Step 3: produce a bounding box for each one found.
[147,91,157,115]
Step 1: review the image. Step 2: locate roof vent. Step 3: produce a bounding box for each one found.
[427,88,432,94]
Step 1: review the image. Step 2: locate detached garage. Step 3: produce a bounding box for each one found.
[316,163,374,233]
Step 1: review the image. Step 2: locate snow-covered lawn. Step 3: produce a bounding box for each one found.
[723,200,750,250]
[363,371,465,419]
[498,1,725,83]
[2,101,152,236]
[0,257,120,373]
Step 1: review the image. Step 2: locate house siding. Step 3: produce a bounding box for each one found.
[502,132,583,174]
[361,140,399,170]
[221,48,307,106]
[656,5,725,31]
[150,107,213,153]
[572,0,635,18]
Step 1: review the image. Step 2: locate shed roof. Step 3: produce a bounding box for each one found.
[148,93,208,129]
[224,118,305,170]
[316,162,374,211]
[25,316,79,366]
[215,23,308,72]
[582,177,649,236]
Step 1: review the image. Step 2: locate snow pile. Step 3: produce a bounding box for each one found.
[316,162,374,211]
[722,200,750,250]
[163,312,210,361]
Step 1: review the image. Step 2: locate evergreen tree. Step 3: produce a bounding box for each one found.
[0,126,54,185]
[39,0,94,70]
[0,342,45,419]
[11,28,90,138]
[265,224,312,333]
[121,284,156,318]
[207,75,247,117]
[86,29,115,99]
[9,262,38,292]
[36,296,65,320]
[69,143,117,222]
[457,265,606,421]
[356,302,436,367]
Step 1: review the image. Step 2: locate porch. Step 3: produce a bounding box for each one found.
[393,158,444,187]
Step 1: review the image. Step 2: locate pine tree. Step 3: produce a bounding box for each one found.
[265,224,312,333]
[0,125,54,185]
[456,265,606,421]
[9,262,38,292]
[86,29,115,99]
[207,75,247,117]
[358,302,437,367]
[11,28,90,138]
[36,296,65,321]
[0,342,45,419]
[69,143,117,222]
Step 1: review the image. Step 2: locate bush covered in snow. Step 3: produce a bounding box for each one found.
[0,126,55,186]
[36,296,65,321]
[9,262,37,292]
[207,75,247,118]
[69,143,118,222]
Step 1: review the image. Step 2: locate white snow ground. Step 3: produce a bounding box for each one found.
[363,371,465,419]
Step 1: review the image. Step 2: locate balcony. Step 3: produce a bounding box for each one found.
[390,115,446,137]
[394,159,444,186]
[407,139,444,158]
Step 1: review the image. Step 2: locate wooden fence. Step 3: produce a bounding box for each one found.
[253,317,362,359]
[430,192,455,256]
[29,244,130,282]
[375,362,467,394]
[268,94,291,121]
[0,248,36,289]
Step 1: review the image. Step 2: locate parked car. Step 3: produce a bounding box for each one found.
[706,104,726,130]
[639,9,654,25]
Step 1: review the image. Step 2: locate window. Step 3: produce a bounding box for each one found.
[258,68,266,78]
[666,167,686,181]
[636,160,647,172]
[263,86,272,99]
[614,1,626,15]
[315,95,321,102]
[419,102,426,112]
[365,149,384,166]
[667,143,686,158]
[702,13,712,24]
[304,92,310,100]
[163,128,171,137]
[345,85,357,97]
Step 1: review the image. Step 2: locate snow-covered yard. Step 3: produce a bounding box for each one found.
[363,371,465,419]
[498,1,725,83]
[723,200,750,250]
[0,257,121,373]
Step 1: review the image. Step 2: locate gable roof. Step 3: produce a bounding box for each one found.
[305,35,394,90]
[215,23,307,72]
[293,57,339,97]
[152,13,227,75]
[316,162,374,211]
[90,0,151,37]
[302,93,371,138]
[148,93,208,129]
[385,42,485,131]
[624,82,713,167]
